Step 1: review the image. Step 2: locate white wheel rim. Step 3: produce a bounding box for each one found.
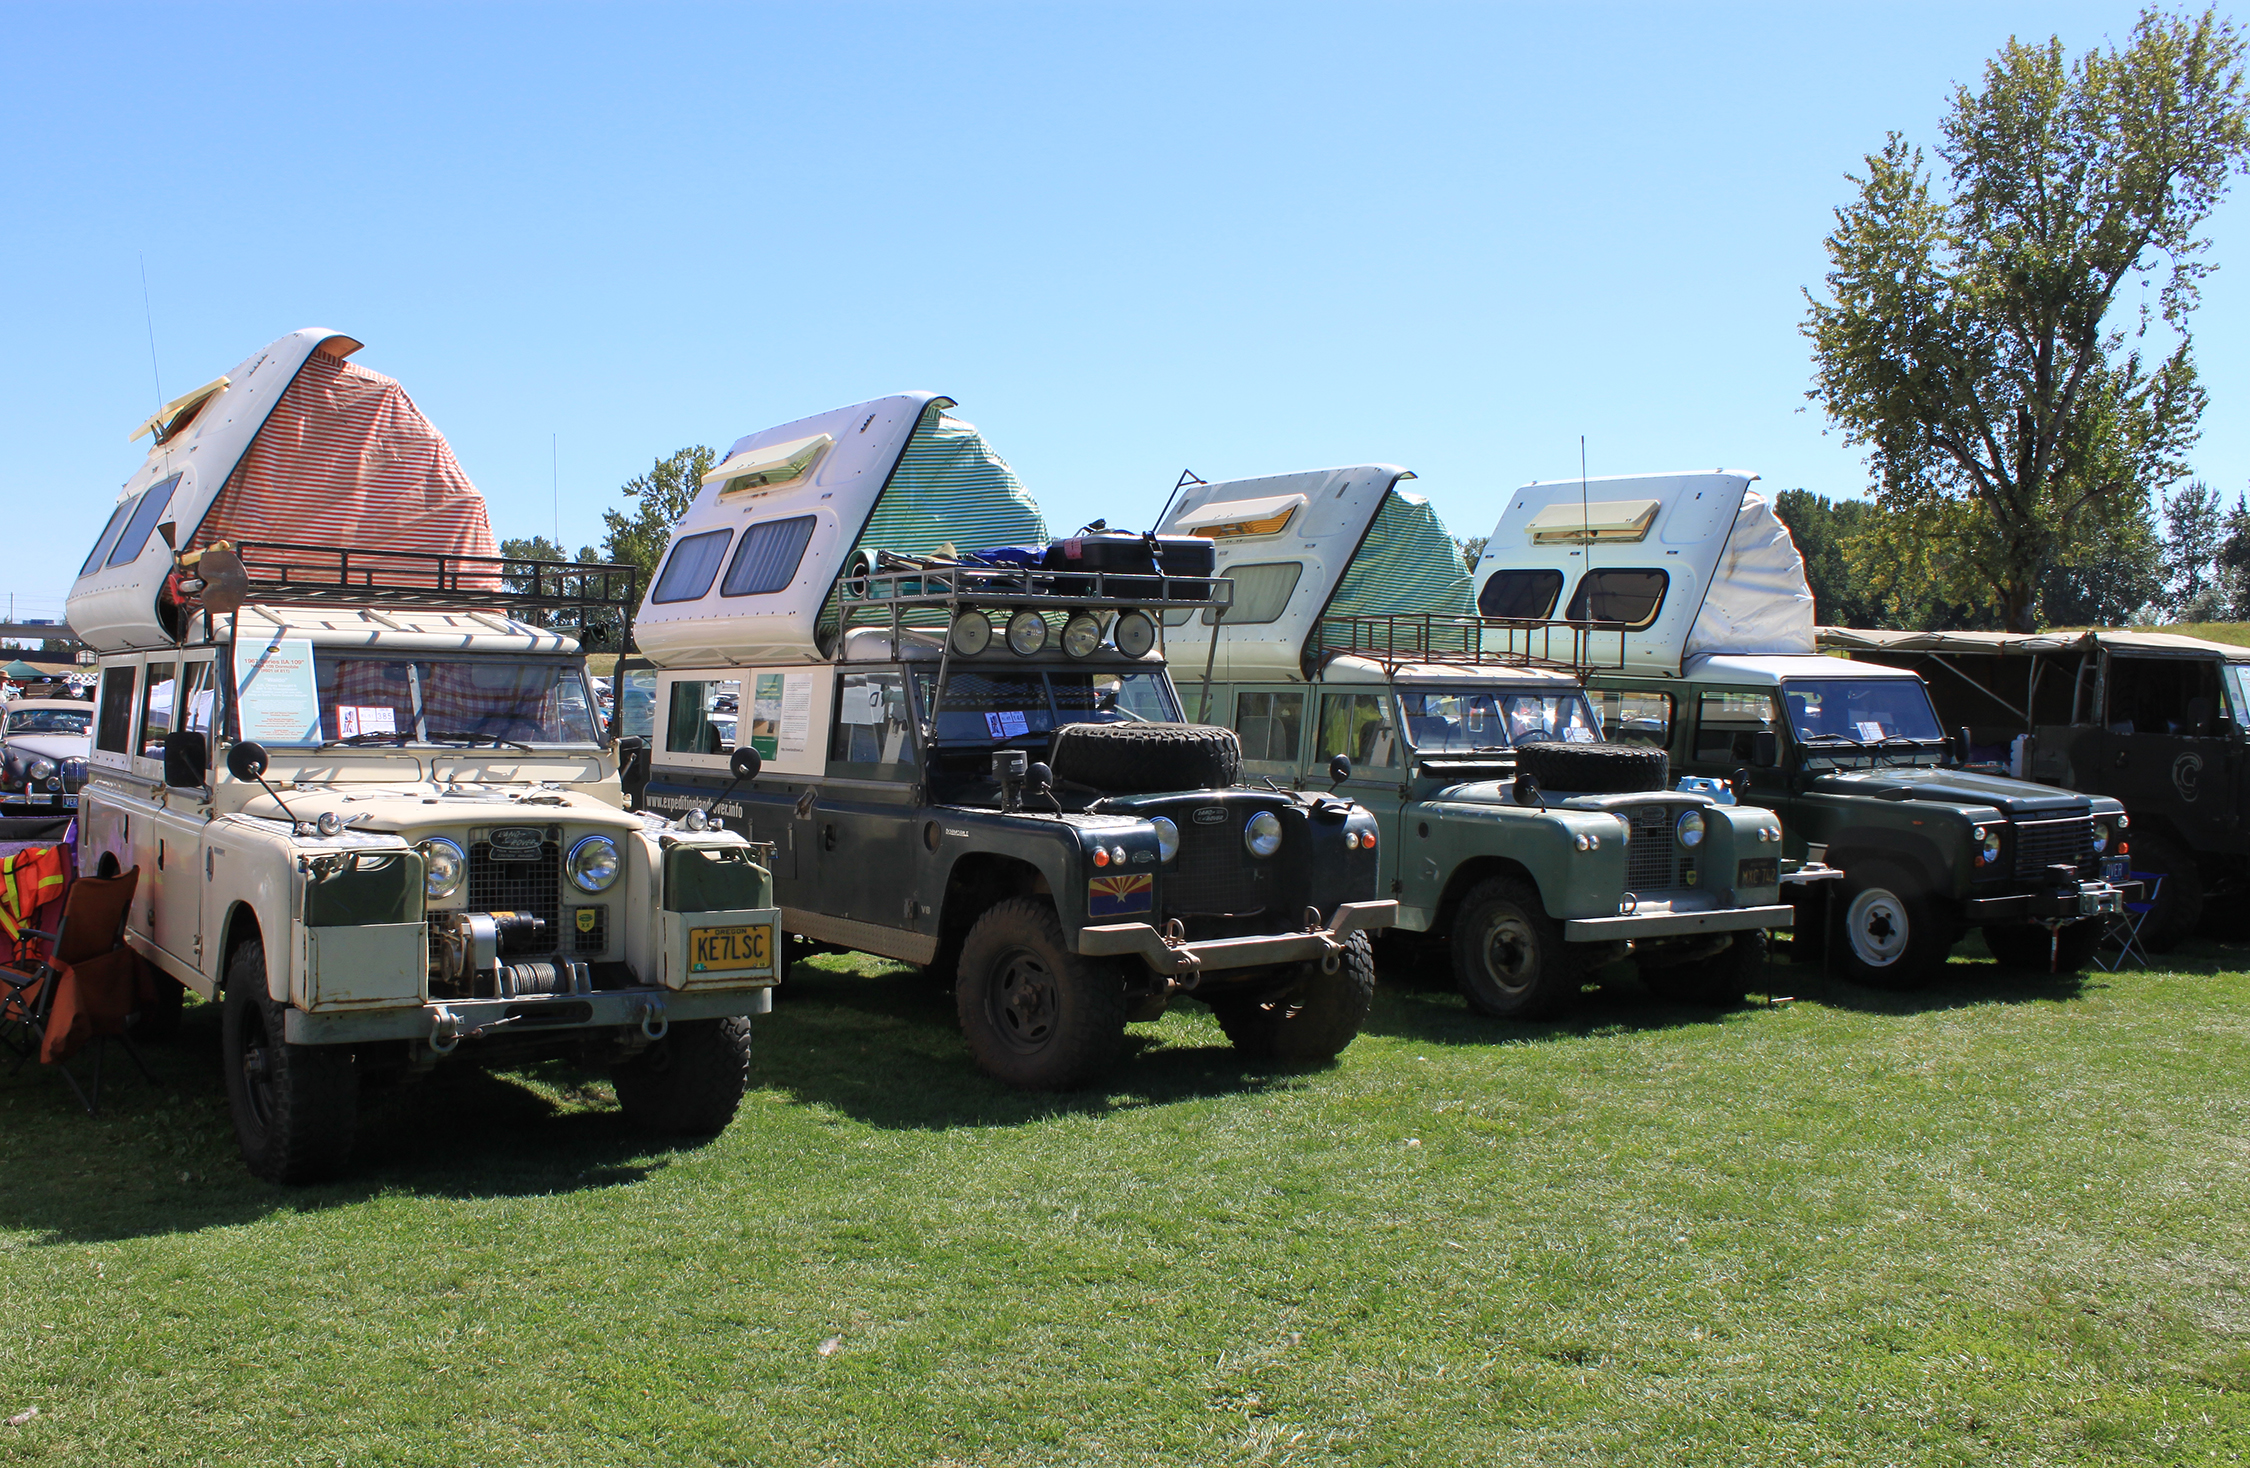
[1845,887,1909,967]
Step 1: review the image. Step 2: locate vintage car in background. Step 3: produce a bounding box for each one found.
[1,697,91,813]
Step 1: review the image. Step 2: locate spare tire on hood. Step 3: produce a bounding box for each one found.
[1512,739,1669,794]
[1049,722,1240,794]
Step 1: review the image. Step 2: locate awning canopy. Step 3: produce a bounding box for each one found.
[1817,626,2250,662]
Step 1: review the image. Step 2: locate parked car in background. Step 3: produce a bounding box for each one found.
[1,698,91,812]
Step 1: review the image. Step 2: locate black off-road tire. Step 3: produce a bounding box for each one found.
[1210,932,1377,1062]
[2120,831,2202,954]
[220,939,358,1184]
[611,1017,753,1135]
[1642,928,1768,1007]
[1049,722,1239,794]
[1982,920,2104,975]
[955,898,1128,1089]
[1831,859,1950,990]
[1511,740,1668,795]
[1450,877,1579,1020]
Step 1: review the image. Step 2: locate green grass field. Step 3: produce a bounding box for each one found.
[2,940,2246,1466]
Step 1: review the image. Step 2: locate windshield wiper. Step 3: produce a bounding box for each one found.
[428,730,536,753]
[321,732,409,749]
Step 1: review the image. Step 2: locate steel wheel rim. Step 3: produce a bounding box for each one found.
[238,1004,279,1131]
[988,945,1060,1053]
[1476,912,1540,999]
[1846,887,1909,967]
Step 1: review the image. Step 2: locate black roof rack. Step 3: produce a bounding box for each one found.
[1312,613,1627,676]
[225,541,638,647]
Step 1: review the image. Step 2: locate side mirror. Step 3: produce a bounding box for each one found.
[162,730,208,789]
[1027,761,1053,795]
[729,746,763,782]
[1328,753,1352,789]
[615,735,650,801]
[1954,725,1972,763]
[1513,773,1543,807]
[1752,729,1780,768]
[226,741,269,782]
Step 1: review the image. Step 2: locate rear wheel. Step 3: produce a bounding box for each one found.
[1832,860,1950,989]
[220,939,357,1184]
[1210,933,1376,1062]
[612,1017,753,1134]
[955,898,1128,1089]
[1982,920,2103,975]
[1450,878,1578,1020]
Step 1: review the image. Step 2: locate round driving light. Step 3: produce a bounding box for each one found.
[1061,612,1104,659]
[1245,810,1283,858]
[420,837,467,900]
[683,807,709,831]
[316,811,344,837]
[1005,609,1049,656]
[1981,826,2004,863]
[1344,830,1358,849]
[28,759,53,780]
[948,609,993,656]
[1675,809,1707,848]
[1148,816,1180,862]
[568,834,622,892]
[2091,819,2111,855]
[1113,608,1157,659]
[2117,812,2130,829]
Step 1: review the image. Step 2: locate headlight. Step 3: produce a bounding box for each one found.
[28,759,53,780]
[1245,810,1283,858]
[2091,819,2112,855]
[1675,809,1706,848]
[1148,816,1180,862]
[568,834,622,892]
[420,837,467,900]
[948,609,993,656]
[1113,609,1158,658]
[1980,826,2003,863]
[1061,612,1105,659]
[1006,609,1049,656]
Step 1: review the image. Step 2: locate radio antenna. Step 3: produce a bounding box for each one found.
[552,433,561,548]
[139,254,162,414]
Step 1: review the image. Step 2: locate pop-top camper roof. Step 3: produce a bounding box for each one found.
[1469,471,1814,675]
[1154,465,1486,682]
[66,328,503,654]
[632,393,1048,668]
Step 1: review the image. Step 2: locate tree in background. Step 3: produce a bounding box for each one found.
[1772,490,1887,626]
[603,446,715,591]
[1456,536,1487,574]
[1805,9,2250,632]
[2162,480,2227,616]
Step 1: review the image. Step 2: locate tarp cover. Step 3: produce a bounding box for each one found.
[188,351,500,560]
[856,404,1048,563]
[1323,489,1474,620]
[1817,626,2250,662]
[1682,489,1815,659]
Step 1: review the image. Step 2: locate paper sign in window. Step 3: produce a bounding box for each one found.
[985,710,1029,739]
[337,706,397,739]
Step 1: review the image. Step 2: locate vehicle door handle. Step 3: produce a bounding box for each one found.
[157,838,164,870]
[822,823,837,852]
[2114,751,2128,768]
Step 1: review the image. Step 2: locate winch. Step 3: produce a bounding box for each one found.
[431,909,588,997]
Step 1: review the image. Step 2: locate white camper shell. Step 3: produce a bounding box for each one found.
[1469,472,1815,676]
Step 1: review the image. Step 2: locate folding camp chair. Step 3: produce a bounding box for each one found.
[0,868,151,1114]
[2095,870,2165,973]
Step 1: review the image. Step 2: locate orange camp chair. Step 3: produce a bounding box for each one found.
[0,869,152,1114]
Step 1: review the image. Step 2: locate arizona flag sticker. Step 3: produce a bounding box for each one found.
[1087,872,1155,917]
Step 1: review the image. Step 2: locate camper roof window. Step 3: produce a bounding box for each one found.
[652,528,733,604]
[721,515,817,597]
[105,473,182,571]
[78,497,137,579]
[1165,561,1302,627]
[1566,569,1667,630]
[1477,569,1562,620]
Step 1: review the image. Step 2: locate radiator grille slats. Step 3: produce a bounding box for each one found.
[469,838,562,953]
[1626,808,1677,891]
[2013,816,2094,880]
[1169,821,1265,917]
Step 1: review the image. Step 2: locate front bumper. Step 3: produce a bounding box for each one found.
[1077,900,1397,977]
[1964,880,2127,924]
[283,984,774,1046]
[1563,903,1795,942]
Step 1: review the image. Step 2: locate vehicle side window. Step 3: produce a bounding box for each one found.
[721,516,817,597]
[665,679,740,755]
[78,497,136,579]
[1169,562,1302,626]
[1593,688,1673,749]
[95,665,136,755]
[651,529,733,604]
[139,661,178,758]
[179,661,217,735]
[1233,691,1305,764]
[1567,569,1668,629]
[1694,690,1778,763]
[106,473,180,571]
[829,671,915,773]
[2106,655,2224,737]
[1478,569,1563,620]
[1317,691,1396,769]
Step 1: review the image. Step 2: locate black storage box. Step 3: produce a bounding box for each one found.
[1042,533,1216,600]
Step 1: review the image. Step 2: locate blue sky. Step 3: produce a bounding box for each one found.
[5,1,2244,624]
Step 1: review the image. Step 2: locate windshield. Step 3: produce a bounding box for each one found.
[1782,679,1943,744]
[1398,686,1602,752]
[6,708,90,736]
[314,653,600,747]
[916,669,1182,745]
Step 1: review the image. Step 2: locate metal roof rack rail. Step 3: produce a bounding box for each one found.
[1311,613,1628,675]
[226,540,639,646]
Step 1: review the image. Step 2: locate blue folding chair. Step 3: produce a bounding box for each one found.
[2096,871,2164,972]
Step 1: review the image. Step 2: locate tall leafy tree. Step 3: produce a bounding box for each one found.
[2161,479,2226,615]
[1804,8,2250,631]
[603,446,716,593]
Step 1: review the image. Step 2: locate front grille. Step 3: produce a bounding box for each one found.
[59,759,86,794]
[1626,806,1678,891]
[571,904,608,955]
[1169,818,1266,917]
[470,836,562,953]
[2014,816,2094,880]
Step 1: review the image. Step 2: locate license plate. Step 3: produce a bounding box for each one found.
[690,922,775,978]
[61,796,76,809]
[2101,855,2128,882]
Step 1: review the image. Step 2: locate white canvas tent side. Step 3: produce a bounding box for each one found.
[1155,464,1471,682]
[1469,471,1814,674]
[631,394,1048,669]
